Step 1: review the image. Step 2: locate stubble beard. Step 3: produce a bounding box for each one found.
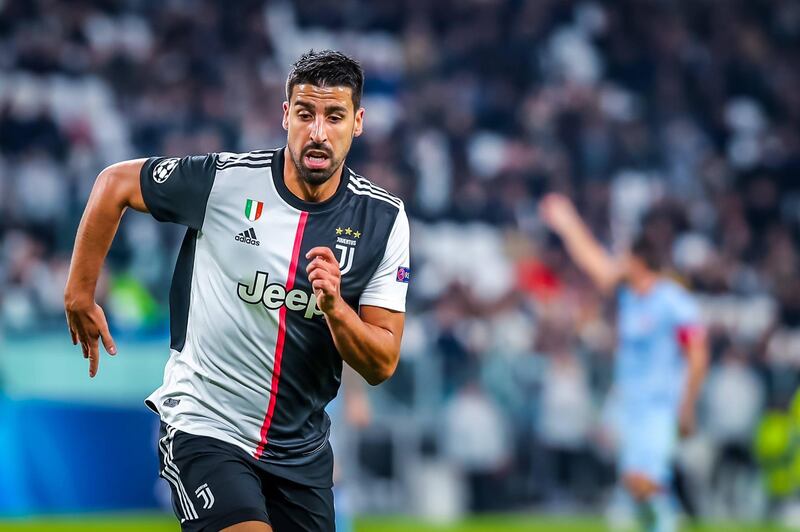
[289,145,344,186]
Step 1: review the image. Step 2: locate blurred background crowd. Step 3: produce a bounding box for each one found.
[2,0,800,525]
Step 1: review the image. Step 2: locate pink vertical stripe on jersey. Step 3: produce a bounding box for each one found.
[254,210,308,459]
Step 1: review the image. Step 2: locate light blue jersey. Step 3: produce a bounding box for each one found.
[617,279,700,412]
[615,279,700,484]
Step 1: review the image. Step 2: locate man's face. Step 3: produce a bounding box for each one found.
[623,253,650,284]
[283,84,364,186]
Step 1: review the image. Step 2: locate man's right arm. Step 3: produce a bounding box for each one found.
[538,193,621,294]
[64,159,148,378]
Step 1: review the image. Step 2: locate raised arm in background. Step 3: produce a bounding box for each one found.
[539,193,622,295]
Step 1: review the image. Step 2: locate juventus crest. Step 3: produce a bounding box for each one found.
[334,226,361,276]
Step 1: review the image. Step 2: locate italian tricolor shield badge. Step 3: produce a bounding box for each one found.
[245,199,264,221]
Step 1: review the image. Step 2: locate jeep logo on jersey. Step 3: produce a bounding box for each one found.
[237,271,324,319]
[152,157,179,183]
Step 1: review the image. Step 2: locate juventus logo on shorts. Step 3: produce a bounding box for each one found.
[195,483,215,510]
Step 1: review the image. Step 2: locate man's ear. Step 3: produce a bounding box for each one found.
[353,107,365,137]
[282,101,290,131]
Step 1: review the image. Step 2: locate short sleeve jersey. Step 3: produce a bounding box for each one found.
[140,148,409,485]
[616,280,700,411]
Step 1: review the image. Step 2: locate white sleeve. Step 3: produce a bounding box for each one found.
[358,207,410,312]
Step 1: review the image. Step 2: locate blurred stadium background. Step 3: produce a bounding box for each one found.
[1,0,800,530]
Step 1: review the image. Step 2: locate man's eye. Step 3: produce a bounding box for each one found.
[329,116,342,123]
[298,113,312,120]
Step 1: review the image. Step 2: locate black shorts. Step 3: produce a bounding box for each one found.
[157,423,334,532]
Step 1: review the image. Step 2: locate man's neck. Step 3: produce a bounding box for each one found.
[283,147,343,203]
[631,272,659,295]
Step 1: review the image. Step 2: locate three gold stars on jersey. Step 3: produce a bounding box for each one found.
[335,227,361,239]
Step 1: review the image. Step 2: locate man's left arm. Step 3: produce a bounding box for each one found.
[318,296,404,386]
[306,207,410,385]
[677,318,709,437]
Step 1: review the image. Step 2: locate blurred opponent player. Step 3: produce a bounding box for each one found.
[540,194,708,532]
[64,50,410,532]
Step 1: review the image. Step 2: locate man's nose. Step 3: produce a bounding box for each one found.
[309,116,327,143]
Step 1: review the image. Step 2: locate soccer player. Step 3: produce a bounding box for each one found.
[539,194,707,532]
[64,50,410,532]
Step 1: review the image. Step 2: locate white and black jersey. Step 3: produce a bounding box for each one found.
[140,147,409,487]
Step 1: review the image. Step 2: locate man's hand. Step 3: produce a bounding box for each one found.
[305,247,345,315]
[539,193,582,235]
[678,400,696,438]
[65,298,117,378]
[345,389,372,428]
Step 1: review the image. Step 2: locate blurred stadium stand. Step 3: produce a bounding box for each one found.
[1,0,800,525]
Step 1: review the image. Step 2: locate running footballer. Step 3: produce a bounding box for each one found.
[64,50,409,532]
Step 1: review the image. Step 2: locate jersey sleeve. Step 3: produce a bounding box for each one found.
[139,154,218,229]
[358,207,410,312]
[672,288,703,348]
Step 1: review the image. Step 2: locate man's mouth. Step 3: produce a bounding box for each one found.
[303,149,330,170]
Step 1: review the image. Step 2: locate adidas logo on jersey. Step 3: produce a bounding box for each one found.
[235,228,260,246]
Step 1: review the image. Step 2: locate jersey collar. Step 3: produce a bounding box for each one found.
[271,146,350,213]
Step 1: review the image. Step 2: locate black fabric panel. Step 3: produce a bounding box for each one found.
[140,154,217,229]
[169,228,198,352]
[259,191,398,466]
[258,206,341,462]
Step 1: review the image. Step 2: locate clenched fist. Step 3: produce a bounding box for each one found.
[305,247,344,315]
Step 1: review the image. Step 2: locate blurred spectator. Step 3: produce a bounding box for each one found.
[704,343,765,518]
[538,350,595,505]
[443,380,511,512]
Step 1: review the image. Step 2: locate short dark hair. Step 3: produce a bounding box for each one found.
[285,50,364,110]
[631,234,663,271]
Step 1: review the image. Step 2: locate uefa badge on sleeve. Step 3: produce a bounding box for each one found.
[396,267,411,283]
[152,158,180,183]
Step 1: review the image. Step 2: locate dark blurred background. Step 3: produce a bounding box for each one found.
[1,0,800,527]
